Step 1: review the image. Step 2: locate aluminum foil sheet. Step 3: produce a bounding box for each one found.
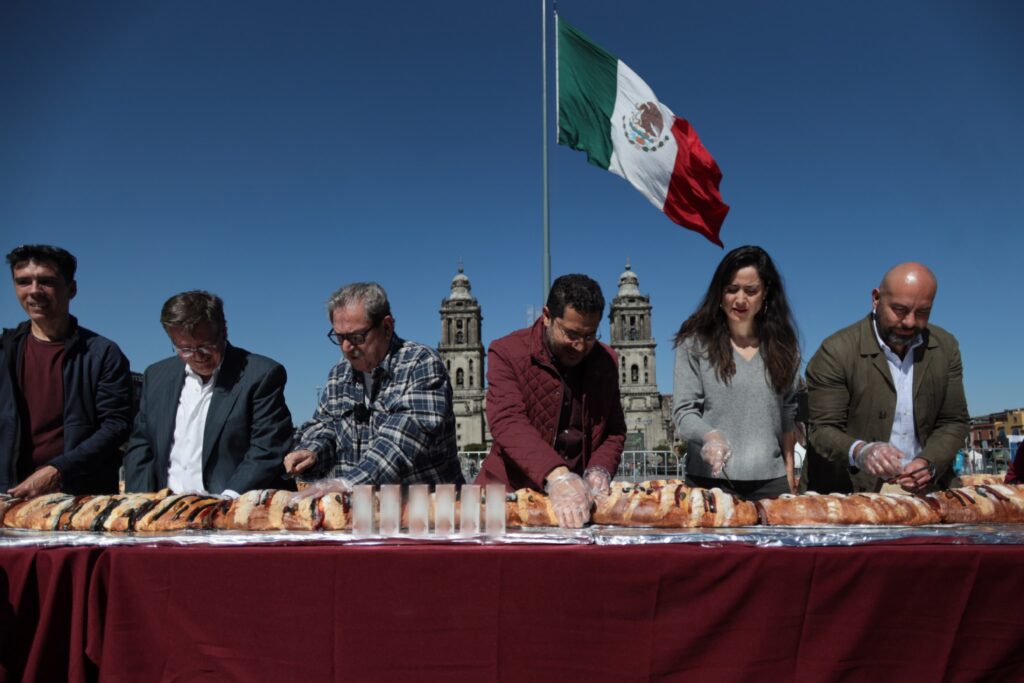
[590,524,1024,547]
[0,526,591,548]
[3,524,1024,549]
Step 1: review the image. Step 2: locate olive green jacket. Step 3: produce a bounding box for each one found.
[805,315,969,493]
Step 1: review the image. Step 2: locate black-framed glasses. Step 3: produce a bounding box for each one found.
[172,343,222,359]
[553,317,600,344]
[327,321,379,346]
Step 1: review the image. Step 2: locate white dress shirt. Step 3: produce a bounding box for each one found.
[167,364,219,494]
[849,315,924,467]
[874,317,923,466]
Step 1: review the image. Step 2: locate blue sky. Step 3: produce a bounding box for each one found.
[2,1,1021,424]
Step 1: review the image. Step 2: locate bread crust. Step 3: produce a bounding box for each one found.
[4,493,75,530]
[505,489,558,527]
[927,485,1024,524]
[756,492,940,526]
[135,494,224,532]
[6,484,1024,531]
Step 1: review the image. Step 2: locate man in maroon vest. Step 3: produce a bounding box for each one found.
[477,274,626,527]
[1,245,132,496]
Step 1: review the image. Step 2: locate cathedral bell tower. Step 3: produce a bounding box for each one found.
[438,266,487,449]
[608,262,665,451]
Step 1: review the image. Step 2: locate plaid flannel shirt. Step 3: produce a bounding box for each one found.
[294,335,463,486]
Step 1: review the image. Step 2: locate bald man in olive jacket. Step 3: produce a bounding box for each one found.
[805,263,969,494]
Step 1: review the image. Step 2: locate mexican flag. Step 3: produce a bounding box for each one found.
[557,16,729,247]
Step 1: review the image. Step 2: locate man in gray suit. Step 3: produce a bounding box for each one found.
[123,291,293,495]
[805,262,969,495]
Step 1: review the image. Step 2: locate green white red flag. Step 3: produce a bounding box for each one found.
[557,16,729,247]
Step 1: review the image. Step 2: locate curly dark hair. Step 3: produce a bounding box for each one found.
[673,245,799,394]
[546,274,605,318]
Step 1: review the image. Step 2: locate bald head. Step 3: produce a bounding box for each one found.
[872,262,937,355]
[879,262,937,298]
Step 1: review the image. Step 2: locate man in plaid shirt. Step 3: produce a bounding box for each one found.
[285,282,463,487]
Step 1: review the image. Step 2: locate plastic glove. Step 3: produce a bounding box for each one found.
[545,471,591,528]
[854,442,905,479]
[289,477,353,503]
[583,467,612,498]
[700,430,732,476]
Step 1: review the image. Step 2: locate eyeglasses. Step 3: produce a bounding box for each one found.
[553,317,600,344]
[327,321,379,346]
[173,343,221,359]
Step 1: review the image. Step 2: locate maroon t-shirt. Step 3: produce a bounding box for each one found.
[18,334,66,478]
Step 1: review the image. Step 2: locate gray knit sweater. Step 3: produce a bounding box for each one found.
[673,337,798,480]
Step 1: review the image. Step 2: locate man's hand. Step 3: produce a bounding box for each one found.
[583,467,611,498]
[9,465,61,498]
[701,430,732,476]
[854,442,905,479]
[545,468,591,528]
[284,449,317,475]
[894,457,935,494]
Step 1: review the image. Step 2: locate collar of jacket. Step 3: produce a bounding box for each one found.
[4,315,83,351]
[857,313,935,358]
[527,316,559,372]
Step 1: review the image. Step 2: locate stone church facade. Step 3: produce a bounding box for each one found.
[438,268,489,449]
[438,265,674,452]
[607,264,674,451]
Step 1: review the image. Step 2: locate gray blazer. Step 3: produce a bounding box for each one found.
[805,315,969,493]
[123,344,293,494]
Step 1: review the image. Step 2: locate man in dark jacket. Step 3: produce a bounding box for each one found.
[123,290,293,495]
[1,244,132,496]
[477,274,626,527]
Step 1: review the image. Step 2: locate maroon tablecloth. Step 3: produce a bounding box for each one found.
[0,545,103,682]
[3,541,1024,682]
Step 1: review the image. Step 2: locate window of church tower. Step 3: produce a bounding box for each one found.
[622,372,626,383]
[631,365,638,382]
[643,356,648,367]
[456,368,464,387]
[644,372,649,383]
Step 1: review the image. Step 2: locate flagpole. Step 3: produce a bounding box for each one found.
[541,0,551,303]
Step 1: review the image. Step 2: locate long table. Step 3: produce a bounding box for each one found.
[3,539,1024,682]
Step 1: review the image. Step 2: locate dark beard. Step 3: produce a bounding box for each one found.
[878,323,917,351]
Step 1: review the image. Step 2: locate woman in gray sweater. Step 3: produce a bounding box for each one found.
[672,246,801,500]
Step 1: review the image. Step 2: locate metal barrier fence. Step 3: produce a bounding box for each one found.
[458,451,683,485]
[461,449,1015,485]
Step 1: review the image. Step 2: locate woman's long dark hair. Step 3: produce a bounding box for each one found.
[673,245,800,394]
